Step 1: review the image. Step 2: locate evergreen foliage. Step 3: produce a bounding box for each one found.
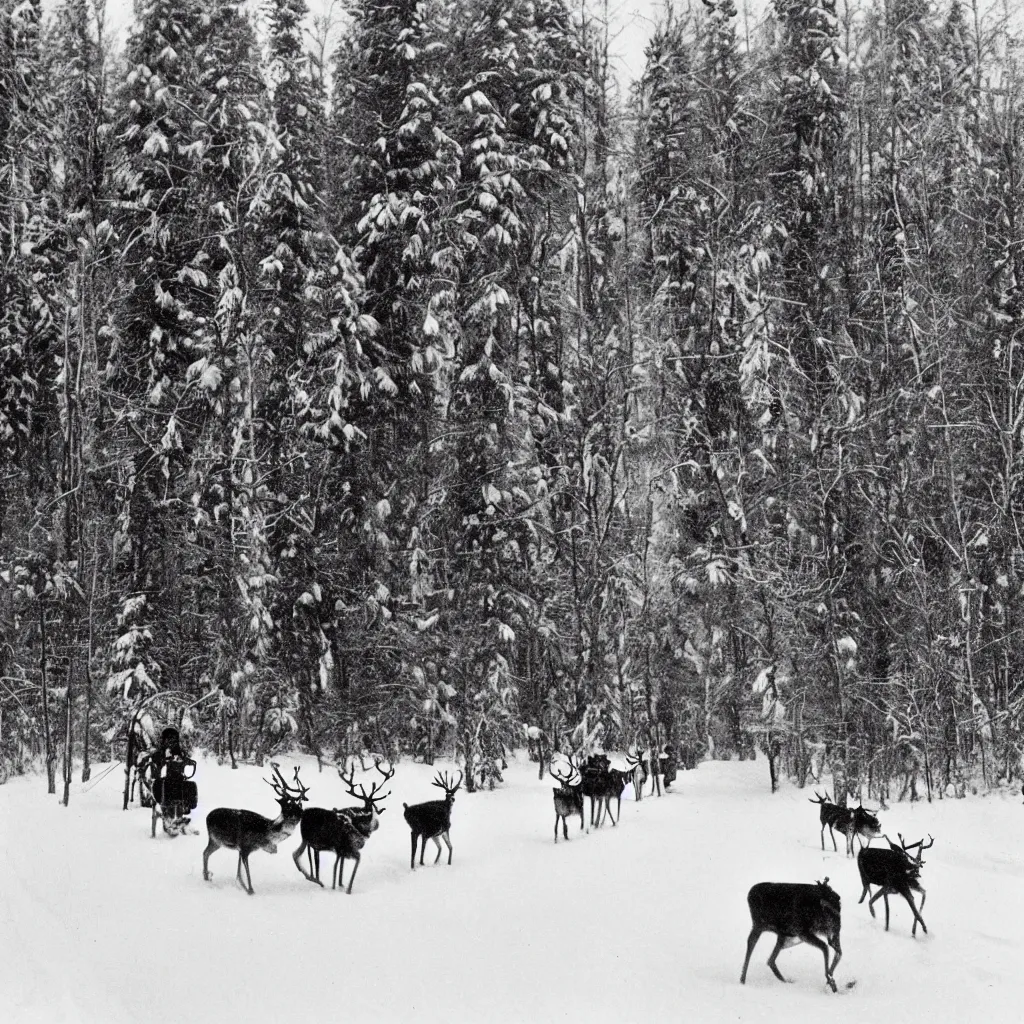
[2,0,1023,802]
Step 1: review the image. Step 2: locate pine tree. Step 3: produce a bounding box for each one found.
[0,0,55,477]
[323,0,460,734]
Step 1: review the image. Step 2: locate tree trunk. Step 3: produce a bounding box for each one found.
[81,529,100,783]
[62,659,73,806]
[40,603,56,794]
[123,725,136,811]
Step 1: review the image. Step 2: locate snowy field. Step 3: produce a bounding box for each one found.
[1,752,1021,1024]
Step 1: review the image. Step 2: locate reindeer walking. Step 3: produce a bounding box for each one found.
[740,879,843,992]
[857,834,933,936]
[293,758,393,892]
[203,764,309,895]
[810,791,881,856]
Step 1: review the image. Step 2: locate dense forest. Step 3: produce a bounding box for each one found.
[2,0,1022,803]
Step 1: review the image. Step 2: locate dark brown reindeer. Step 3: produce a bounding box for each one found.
[202,764,309,895]
[857,833,932,936]
[403,770,462,868]
[810,791,881,856]
[601,763,629,825]
[740,879,843,992]
[579,754,611,828]
[550,757,584,842]
[293,759,393,892]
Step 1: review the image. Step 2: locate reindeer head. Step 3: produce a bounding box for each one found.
[550,756,581,790]
[852,804,881,839]
[338,757,395,829]
[267,763,309,814]
[432,770,463,803]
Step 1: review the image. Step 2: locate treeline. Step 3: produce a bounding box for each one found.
[0,0,1021,800]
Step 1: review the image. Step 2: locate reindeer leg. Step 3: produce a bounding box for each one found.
[202,838,219,881]
[431,835,442,864]
[241,853,255,896]
[293,841,310,880]
[442,830,453,865]
[829,825,837,853]
[563,816,569,841]
[903,891,927,936]
[740,927,763,984]
[345,852,360,894]
[868,887,885,920]
[801,934,837,992]
[152,803,159,838]
[858,881,871,905]
[554,812,560,843]
[828,935,842,983]
[820,822,826,851]
[765,935,791,983]
[419,834,428,866]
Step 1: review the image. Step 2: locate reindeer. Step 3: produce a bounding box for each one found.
[626,749,648,802]
[601,763,629,825]
[403,770,462,868]
[579,754,611,828]
[293,758,393,892]
[810,791,881,856]
[202,764,309,895]
[550,756,584,842]
[740,879,843,992]
[857,833,932,936]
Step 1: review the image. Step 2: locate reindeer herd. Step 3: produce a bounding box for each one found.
[549,750,650,839]
[740,788,934,993]
[194,748,658,894]
[152,747,935,995]
[199,759,462,896]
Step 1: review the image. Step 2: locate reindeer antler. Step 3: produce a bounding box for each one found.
[432,770,463,795]
[267,762,309,801]
[550,759,579,787]
[338,760,357,793]
[339,758,392,809]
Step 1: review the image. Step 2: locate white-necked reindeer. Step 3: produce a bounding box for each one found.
[626,749,648,801]
[292,758,393,892]
[202,763,309,895]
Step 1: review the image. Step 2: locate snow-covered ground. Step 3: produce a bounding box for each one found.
[1,752,1020,1024]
